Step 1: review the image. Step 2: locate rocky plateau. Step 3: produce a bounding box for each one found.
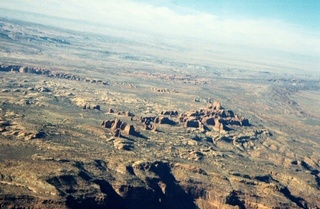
[0,16,320,209]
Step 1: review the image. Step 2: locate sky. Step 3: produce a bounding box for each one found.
[144,0,320,31]
[1,0,320,59]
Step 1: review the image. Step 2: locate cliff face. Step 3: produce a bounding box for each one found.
[2,159,317,209]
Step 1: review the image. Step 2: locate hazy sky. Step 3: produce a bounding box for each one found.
[1,0,320,58]
[140,0,320,31]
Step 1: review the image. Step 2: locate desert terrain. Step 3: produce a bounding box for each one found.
[0,13,320,209]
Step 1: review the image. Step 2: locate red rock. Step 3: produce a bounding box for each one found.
[202,116,215,126]
[185,120,199,128]
[111,118,121,130]
[151,123,157,132]
[120,122,127,130]
[112,129,121,137]
[213,101,222,110]
[123,124,135,135]
[158,117,175,125]
[214,118,224,131]
[105,120,113,128]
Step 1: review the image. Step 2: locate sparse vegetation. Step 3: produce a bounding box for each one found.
[0,15,320,209]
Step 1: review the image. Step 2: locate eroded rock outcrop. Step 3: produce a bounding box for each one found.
[0,64,109,86]
[83,104,101,111]
[102,118,140,138]
[178,102,250,131]
[107,108,134,117]
[104,101,249,134]
[157,117,176,125]
[161,110,179,117]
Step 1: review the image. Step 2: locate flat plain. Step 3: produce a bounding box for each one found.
[0,15,320,209]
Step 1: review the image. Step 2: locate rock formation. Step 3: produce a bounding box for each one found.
[123,124,135,136]
[214,118,224,131]
[212,101,222,110]
[157,117,176,125]
[107,102,249,134]
[112,129,121,137]
[104,120,113,128]
[161,110,179,116]
[102,118,140,138]
[83,104,101,110]
[176,102,250,131]
[0,64,109,86]
[125,111,134,117]
[111,118,121,131]
[185,119,199,128]
[1,20,318,208]
[92,105,101,111]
